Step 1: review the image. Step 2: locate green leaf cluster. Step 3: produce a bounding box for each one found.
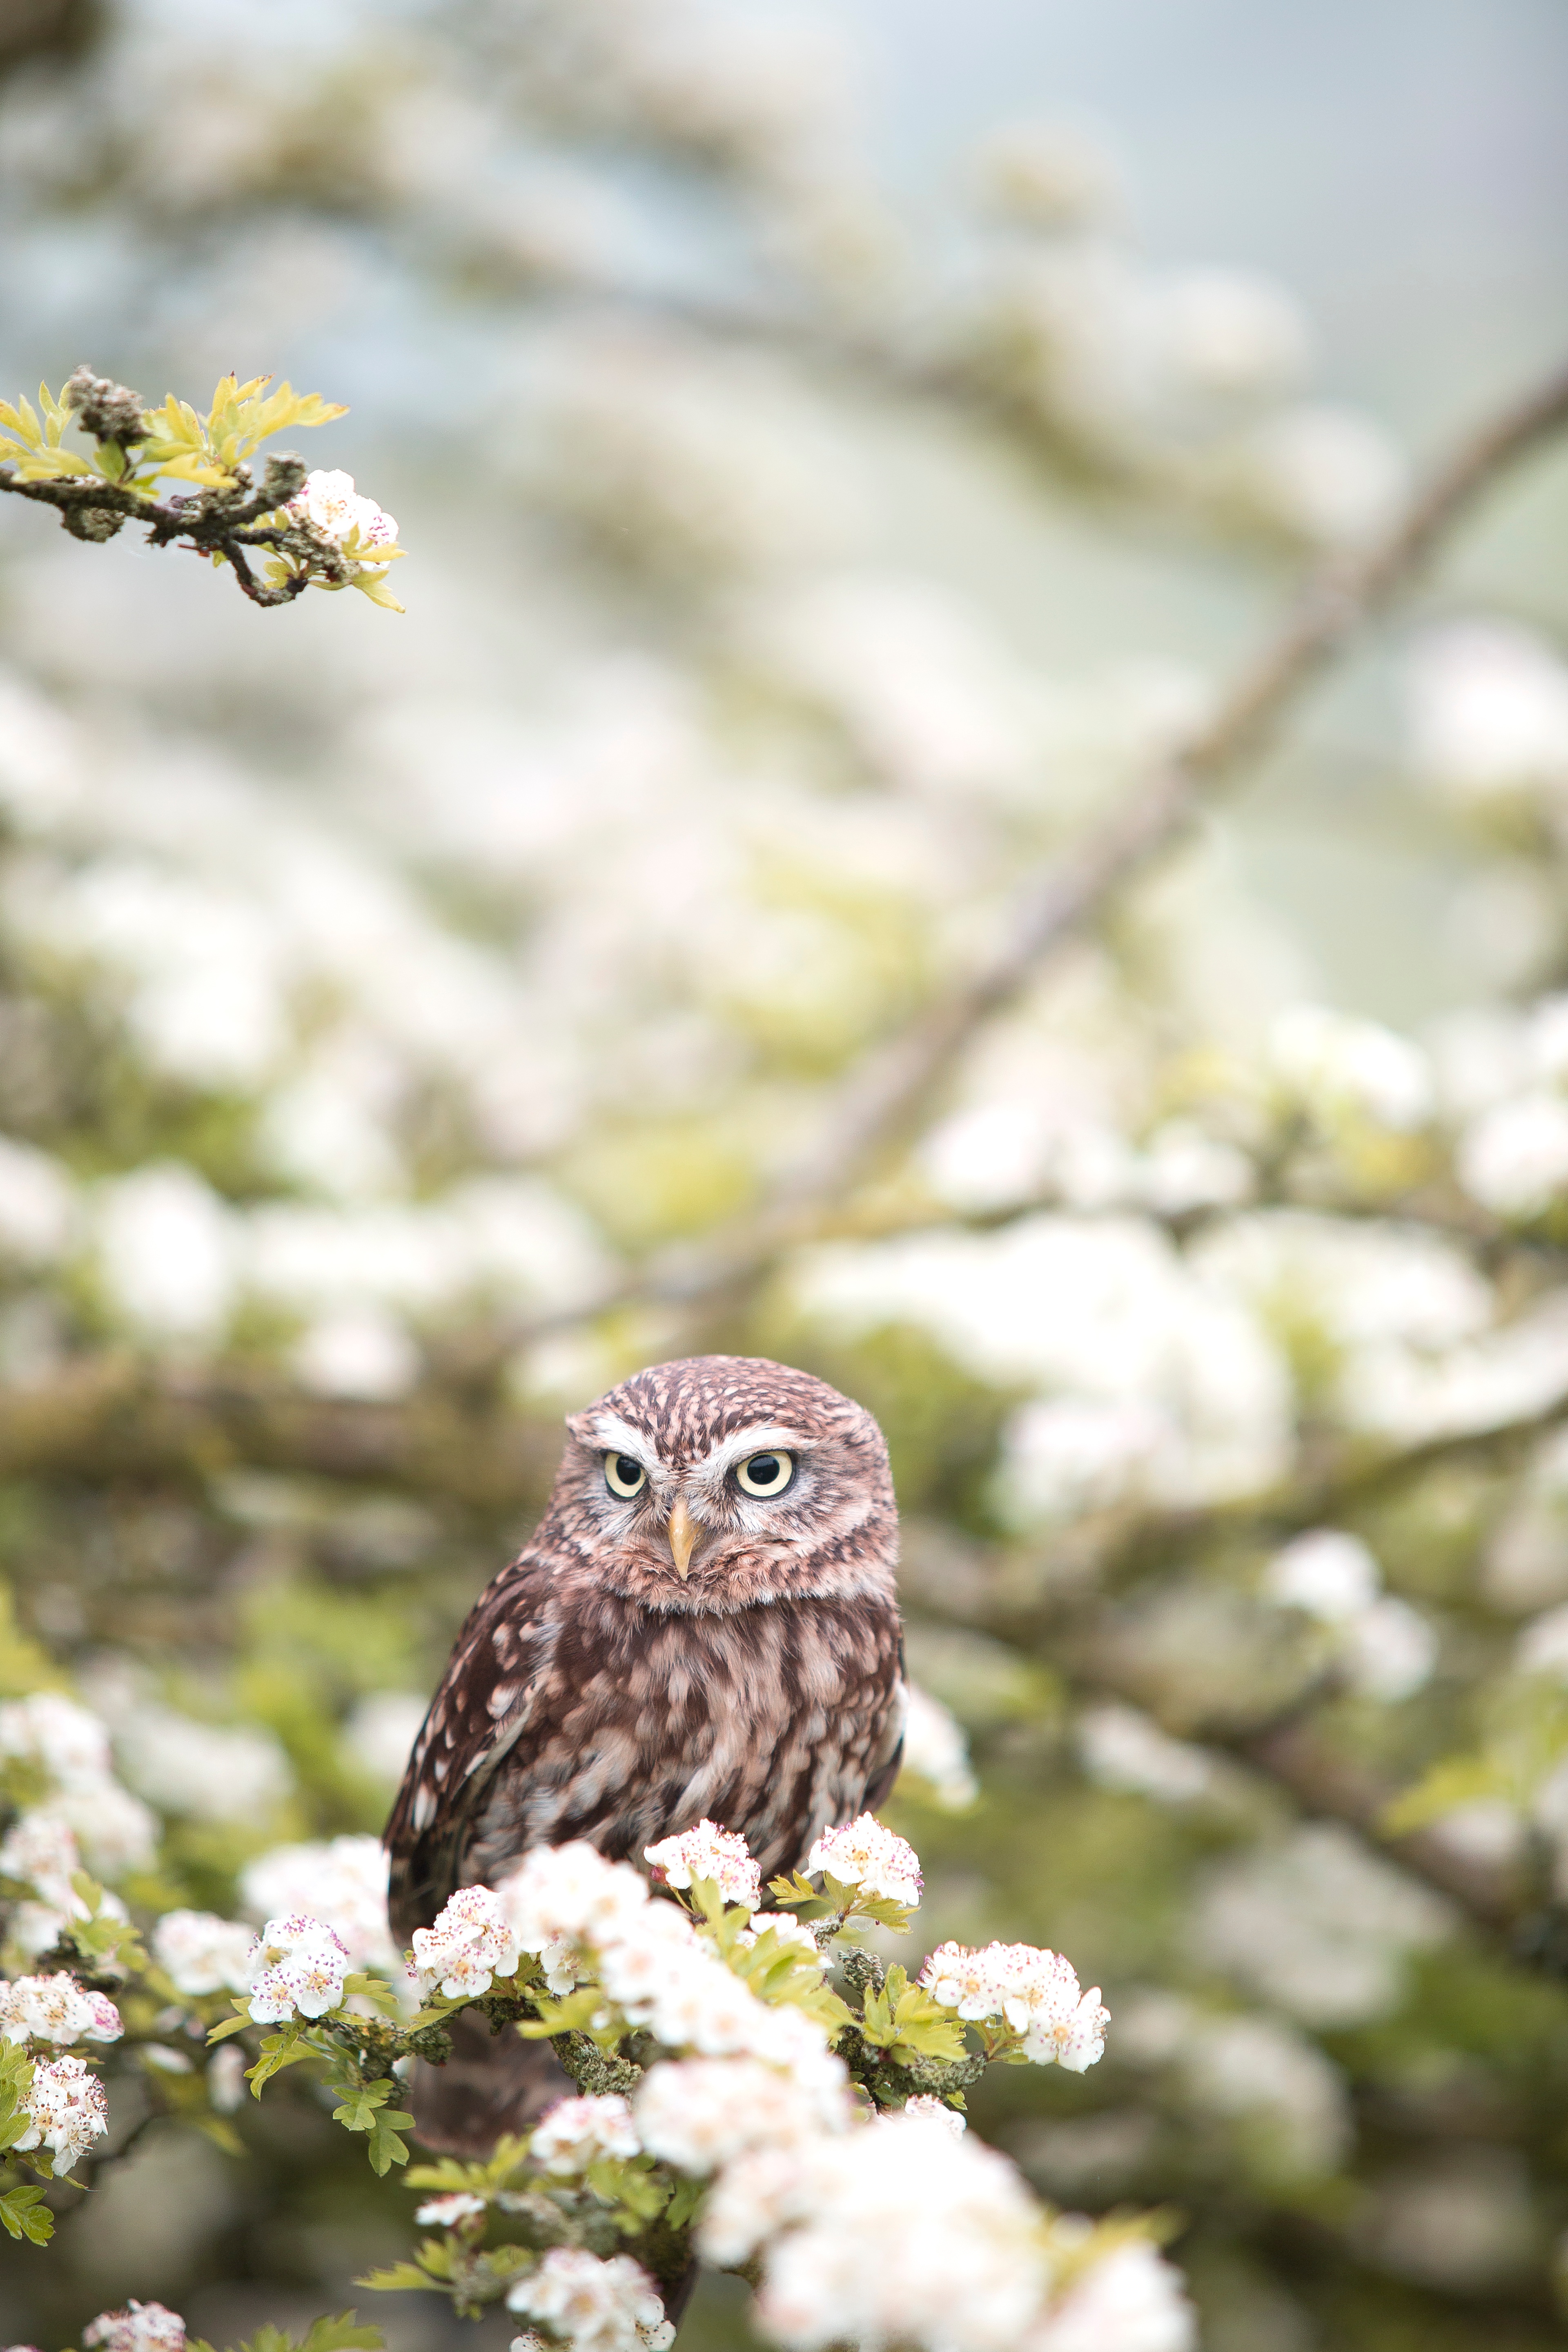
[857,1963,967,2067]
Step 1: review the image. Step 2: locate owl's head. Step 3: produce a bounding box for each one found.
[549,1354,898,1613]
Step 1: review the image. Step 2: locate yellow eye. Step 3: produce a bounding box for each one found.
[735,1451,793,1497]
[604,1453,647,1498]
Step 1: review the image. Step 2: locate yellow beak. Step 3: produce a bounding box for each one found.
[666,1494,697,1581]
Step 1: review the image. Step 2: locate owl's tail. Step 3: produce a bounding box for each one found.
[409,2010,571,2156]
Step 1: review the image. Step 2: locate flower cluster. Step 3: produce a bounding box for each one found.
[0,1971,122,2047]
[152,1911,257,1998]
[506,2247,674,2352]
[411,1883,526,2000]
[803,1815,922,1907]
[919,1942,1109,2071]
[283,468,401,582]
[245,1914,350,2024]
[14,2051,109,2172]
[239,1835,401,1977]
[645,1819,763,1909]
[530,2093,641,2175]
[82,2306,187,2352]
[0,1692,158,1897]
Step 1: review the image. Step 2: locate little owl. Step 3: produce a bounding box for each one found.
[385,1352,904,2155]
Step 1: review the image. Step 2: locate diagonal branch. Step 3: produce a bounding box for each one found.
[506,350,1568,1343]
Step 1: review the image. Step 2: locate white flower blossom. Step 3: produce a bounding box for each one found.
[241,1835,398,1975]
[804,1815,922,1907]
[0,1693,112,1791]
[635,2057,844,2174]
[416,2192,488,2227]
[115,1705,292,1825]
[246,1913,350,2023]
[532,2093,641,2175]
[285,470,399,570]
[14,2051,109,2172]
[0,1134,75,1265]
[902,2094,966,2137]
[645,1819,762,1909]
[1078,1706,1214,1805]
[1262,1530,1380,1622]
[918,1942,1109,2071]
[898,1686,978,1811]
[207,2044,246,2113]
[499,1840,653,1956]
[746,2109,1053,2352]
[83,2306,187,2352]
[1406,622,1568,806]
[153,1909,257,1997]
[0,1971,122,2046]
[57,1783,160,1880]
[1031,2241,1194,2352]
[1459,1092,1568,1218]
[507,2247,673,2352]
[1269,1004,1433,1132]
[0,1808,85,1911]
[410,1883,523,2000]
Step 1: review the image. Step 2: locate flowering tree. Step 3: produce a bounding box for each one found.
[4,1,1568,2347]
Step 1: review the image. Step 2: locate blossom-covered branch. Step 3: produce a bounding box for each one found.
[491,348,1568,1348]
[0,366,406,609]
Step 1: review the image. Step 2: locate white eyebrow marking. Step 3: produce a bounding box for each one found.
[589,1412,664,1473]
[692,1425,813,1481]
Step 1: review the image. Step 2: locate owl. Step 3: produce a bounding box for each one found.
[385,1352,905,2156]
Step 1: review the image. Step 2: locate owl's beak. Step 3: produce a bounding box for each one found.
[666,1494,698,1581]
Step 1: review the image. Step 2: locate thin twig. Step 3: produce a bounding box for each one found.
[497,352,1568,1345]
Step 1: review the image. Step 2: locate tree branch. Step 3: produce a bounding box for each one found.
[502,350,1568,1344]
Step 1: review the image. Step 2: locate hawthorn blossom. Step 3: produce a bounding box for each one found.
[803,1815,922,1907]
[410,1884,523,2000]
[746,2108,1052,2352]
[0,1808,85,1911]
[499,1840,652,1953]
[416,2192,487,2227]
[918,1942,1109,2071]
[154,1909,256,1997]
[207,2045,245,2113]
[82,2308,187,2352]
[635,2056,844,2174]
[240,1834,400,1976]
[13,2052,109,2172]
[1030,2241,1194,2352]
[285,469,399,561]
[246,1914,350,2023]
[0,1971,122,2046]
[903,2095,966,2137]
[507,2248,674,2352]
[531,2093,641,2174]
[645,1820,762,1910]
[0,1693,113,1791]
[921,1942,1008,2022]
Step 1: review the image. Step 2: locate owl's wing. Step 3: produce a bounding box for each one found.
[384,1553,559,1940]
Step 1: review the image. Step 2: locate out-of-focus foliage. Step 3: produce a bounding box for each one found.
[1,1,1568,2348]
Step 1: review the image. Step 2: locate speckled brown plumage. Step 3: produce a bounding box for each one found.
[385,1354,904,2155]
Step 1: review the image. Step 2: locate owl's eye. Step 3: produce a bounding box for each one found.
[735,1450,794,1497]
[604,1453,648,1498]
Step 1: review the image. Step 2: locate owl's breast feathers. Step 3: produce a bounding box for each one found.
[385,1553,904,1940]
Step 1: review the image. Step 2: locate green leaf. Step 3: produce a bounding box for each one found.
[233,2317,383,2352]
[356,2264,435,2295]
[664,2175,704,2231]
[585,2155,667,2219]
[247,2027,312,2095]
[858,1966,967,2065]
[0,2182,52,2244]
[514,1987,607,2040]
[207,2008,254,2044]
